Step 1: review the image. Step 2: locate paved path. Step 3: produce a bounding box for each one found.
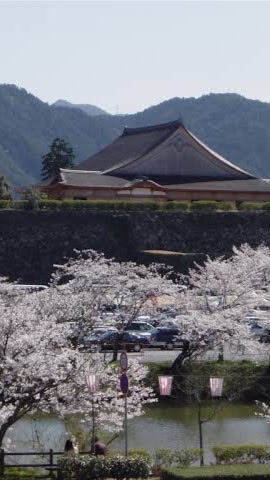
[97,346,270,364]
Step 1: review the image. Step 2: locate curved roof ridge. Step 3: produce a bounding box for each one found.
[60,168,101,174]
[105,123,255,180]
[184,127,255,178]
[123,118,183,135]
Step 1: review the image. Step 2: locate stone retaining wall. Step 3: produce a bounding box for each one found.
[0,210,269,283]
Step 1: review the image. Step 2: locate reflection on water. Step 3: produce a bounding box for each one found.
[113,403,270,455]
[4,403,270,465]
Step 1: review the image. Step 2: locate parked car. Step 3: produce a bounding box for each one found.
[150,327,186,350]
[250,321,264,337]
[259,329,270,343]
[124,321,154,337]
[85,330,150,352]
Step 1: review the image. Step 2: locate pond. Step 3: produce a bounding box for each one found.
[4,402,270,465]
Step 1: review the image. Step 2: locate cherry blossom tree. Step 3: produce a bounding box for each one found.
[2,244,270,450]
[45,250,180,358]
[172,244,270,370]
[0,284,156,449]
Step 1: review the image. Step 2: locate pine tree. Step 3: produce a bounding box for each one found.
[41,137,75,180]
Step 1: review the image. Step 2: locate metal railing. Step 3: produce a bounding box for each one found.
[0,448,91,475]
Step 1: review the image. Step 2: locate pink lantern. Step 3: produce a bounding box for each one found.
[158,376,173,396]
[86,374,100,394]
[210,377,224,397]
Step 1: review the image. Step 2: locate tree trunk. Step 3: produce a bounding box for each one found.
[198,404,204,466]
[0,422,11,450]
[171,341,190,372]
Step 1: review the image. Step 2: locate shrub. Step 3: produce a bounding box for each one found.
[238,202,264,211]
[13,201,29,210]
[38,200,62,210]
[0,200,11,209]
[59,454,150,480]
[165,202,190,211]
[161,464,270,479]
[212,444,270,464]
[109,455,150,479]
[154,448,202,468]
[218,201,235,211]
[128,448,152,464]
[190,201,219,212]
[155,448,175,467]
[174,449,202,467]
[261,203,270,211]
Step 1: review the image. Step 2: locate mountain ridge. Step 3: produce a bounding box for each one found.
[1,84,270,186]
[53,99,109,116]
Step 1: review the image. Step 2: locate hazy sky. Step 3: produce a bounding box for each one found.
[0,1,270,114]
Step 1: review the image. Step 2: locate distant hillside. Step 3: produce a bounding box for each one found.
[53,99,109,116]
[1,84,270,186]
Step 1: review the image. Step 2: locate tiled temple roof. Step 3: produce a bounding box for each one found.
[77,120,255,184]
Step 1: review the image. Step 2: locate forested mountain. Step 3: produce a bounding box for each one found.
[1,84,270,186]
[53,99,109,116]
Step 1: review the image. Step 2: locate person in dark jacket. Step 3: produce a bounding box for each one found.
[91,436,107,456]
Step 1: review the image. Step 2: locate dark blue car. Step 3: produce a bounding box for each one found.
[88,330,150,352]
[150,327,187,350]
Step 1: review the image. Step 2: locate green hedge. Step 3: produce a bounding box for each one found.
[161,464,270,479]
[212,444,270,464]
[1,199,270,212]
[59,455,150,480]
[155,448,202,468]
[190,201,220,212]
[238,202,264,211]
[261,203,270,211]
[165,202,190,211]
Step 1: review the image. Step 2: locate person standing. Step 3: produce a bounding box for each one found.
[64,439,77,457]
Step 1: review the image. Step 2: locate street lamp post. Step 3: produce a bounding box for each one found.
[86,374,100,455]
[120,352,129,457]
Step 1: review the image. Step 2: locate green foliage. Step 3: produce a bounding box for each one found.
[218,201,235,211]
[145,360,269,401]
[59,454,150,480]
[41,137,75,180]
[174,450,203,468]
[39,199,62,210]
[21,188,48,210]
[128,448,152,465]
[165,202,190,211]
[212,444,270,465]
[261,203,270,211]
[238,202,263,211]
[155,449,176,467]
[161,464,270,479]
[0,176,10,200]
[0,200,11,209]
[2,198,270,212]
[2,467,43,479]
[155,448,202,468]
[190,201,219,212]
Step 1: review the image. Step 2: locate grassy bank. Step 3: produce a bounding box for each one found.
[161,464,270,479]
[146,360,270,401]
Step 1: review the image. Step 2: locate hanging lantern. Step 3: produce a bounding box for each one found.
[86,374,100,394]
[210,377,224,397]
[158,376,173,396]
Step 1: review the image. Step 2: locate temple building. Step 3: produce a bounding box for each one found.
[39,119,270,202]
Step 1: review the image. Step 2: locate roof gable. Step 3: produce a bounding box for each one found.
[77,120,255,183]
